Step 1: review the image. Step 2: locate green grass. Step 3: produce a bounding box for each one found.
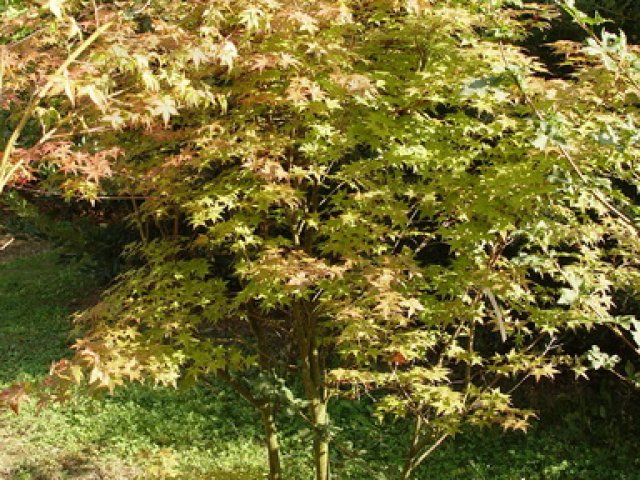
[1,250,640,479]
[0,251,94,382]
[0,251,285,479]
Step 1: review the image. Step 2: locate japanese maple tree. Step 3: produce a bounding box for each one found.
[2,1,640,479]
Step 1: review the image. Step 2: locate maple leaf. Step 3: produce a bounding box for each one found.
[56,69,75,106]
[286,86,308,104]
[0,383,29,414]
[278,53,301,70]
[400,298,425,318]
[289,11,319,34]
[239,7,264,32]
[307,83,326,101]
[102,112,126,129]
[405,0,432,16]
[141,71,160,92]
[149,96,179,126]
[250,54,277,72]
[317,4,353,24]
[190,48,209,69]
[81,148,118,183]
[80,84,108,111]
[391,351,408,365]
[532,363,560,382]
[501,415,530,432]
[217,40,238,71]
[286,77,325,104]
[48,0,65,18]
[331,73,377,97]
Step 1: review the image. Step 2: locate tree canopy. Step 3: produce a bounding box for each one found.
[2,1,640,479]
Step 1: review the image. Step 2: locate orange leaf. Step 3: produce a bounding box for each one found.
[391,352,408,365]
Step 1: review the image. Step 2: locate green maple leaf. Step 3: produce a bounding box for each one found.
[218,40,238,70]
[149,96,179,126]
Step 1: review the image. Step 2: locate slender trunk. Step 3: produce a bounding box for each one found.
[294,301,330,480]
[261,404,283,480]
[247,312,283,480]
[173,213,180,237]
[130,198,148,244]
[312,399,330,480]
[401,415,422,480]
[401,458,415,480]
[465,322,475,388]
[309,317,330,480]
[290,149,330,479]
[400,428,449,480]
[215,371,283,480]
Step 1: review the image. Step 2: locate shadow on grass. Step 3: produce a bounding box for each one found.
[0,251,98,382]
[0,251,272,479]
[4,251,640,479]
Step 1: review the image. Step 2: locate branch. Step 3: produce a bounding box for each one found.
[0,237,14,251]
[608,324,640,357]
[10,184,151,201]
[210,370,265,409]
[496,40,639,236]
[553,0,640,96]
[0,22,113,193]
[412,433,450,472]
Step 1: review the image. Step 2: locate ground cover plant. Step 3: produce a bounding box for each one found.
[1,248,639,479]
[0,248,287,479]
[3,0,640,479]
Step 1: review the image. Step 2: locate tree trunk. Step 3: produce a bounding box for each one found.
[245,311,284,480]
[400,424,449,480]
[261,405,283,480]
[400,415,422,480]
[293,301,330,480]
[401,459,415,480]
[215,371,283,480]
[312,399,330,480]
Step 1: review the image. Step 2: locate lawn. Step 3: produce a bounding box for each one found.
[1,249,639,479]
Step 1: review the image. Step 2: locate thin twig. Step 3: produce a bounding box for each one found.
[608,324,640,357]
[483,287,507,342]
[553,0,640,96]
[0,22,113,193]
[506,336,558,395]
[412,433,449,472]
[0,46,5,101]
[496,40,639,236]
[10,184,151,201]
[0,237,14,251]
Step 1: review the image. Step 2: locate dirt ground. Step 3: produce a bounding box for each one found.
[0,232,49,264]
